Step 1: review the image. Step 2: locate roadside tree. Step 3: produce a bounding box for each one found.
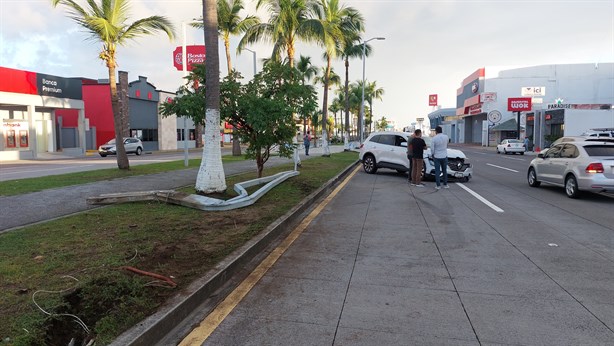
[221,63,318,177]
[198,0,227,193]
[51,0,175,170]
[193,0,260,156]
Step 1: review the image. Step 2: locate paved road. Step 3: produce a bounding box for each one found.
[4,144,613,345]
[165,145,614,345]
[0,145,344,232]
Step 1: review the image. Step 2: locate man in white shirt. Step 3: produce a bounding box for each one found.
[431,126,450,190]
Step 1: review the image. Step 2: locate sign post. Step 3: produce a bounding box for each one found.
[508,97,532,140]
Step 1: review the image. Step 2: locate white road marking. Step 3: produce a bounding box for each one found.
[486,163,519,172]
[456,183,504,213]
[503,156,525,161]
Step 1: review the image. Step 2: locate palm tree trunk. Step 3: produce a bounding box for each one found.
[108,63,129,169]
[196,0,227,194]
[343,58,350,150]
[321,57,331,157]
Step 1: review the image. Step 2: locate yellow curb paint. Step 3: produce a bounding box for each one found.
[178,165,361,346]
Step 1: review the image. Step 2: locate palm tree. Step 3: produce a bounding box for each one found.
[296,55,318,134]
[366,81,384,134]
[328,97,342,138]
[195,0,227,193]
[194,0,259,74]
[239,0,318,67]
[193,0,259,157]
[341,39,368,145]
[51,0,175,170]
[347,81,363,137]
[310,0,363,155]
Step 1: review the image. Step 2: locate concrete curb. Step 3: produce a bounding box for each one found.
[110,161,360,346]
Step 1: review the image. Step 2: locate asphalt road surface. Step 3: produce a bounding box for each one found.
[159,145,613,345]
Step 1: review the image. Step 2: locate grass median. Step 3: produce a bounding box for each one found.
[0,151,357,345]
[0,155,251,196]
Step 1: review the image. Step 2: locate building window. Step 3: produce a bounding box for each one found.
[131,128,157,141]
[177,129,195,141]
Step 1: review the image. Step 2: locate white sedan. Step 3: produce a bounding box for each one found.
[497,139,525,155]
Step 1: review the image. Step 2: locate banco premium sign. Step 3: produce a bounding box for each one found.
[173,45,206,71]
[507,97,532,112]
[36,73,82,99]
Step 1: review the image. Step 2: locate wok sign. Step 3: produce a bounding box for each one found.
[507,97,532,112]
[172,45,206,71]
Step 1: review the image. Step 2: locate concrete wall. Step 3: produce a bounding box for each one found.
[483,63,614,135]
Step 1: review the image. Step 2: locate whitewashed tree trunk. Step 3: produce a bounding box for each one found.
[321,129,330,156]
[197,0,226,193]
[195,109,227,193]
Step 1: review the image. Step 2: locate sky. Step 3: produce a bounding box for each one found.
[1,0,613,130]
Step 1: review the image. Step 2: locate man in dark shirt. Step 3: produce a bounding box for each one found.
[409,129,427,187]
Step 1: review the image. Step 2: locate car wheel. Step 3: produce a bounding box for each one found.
[565,175,581,198]
[503,149,507,154]
[99,154,107,157]
[362,154,377,174]
[136,147,143,156]
[520,152,524,155]
[496,148,500,154]
[527,167,540,187]
[463,175,471,182]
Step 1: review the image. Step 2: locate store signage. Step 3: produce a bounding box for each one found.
[507,97,532,112]
[173,45,206,71]
[521,87,545,97]
[428,94,438,106]
[0,67,83,99]
[481,92,497,102]
[35,73,82,99]
[468,103,482,115]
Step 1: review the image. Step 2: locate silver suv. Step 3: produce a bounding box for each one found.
[98,137,144,157]
[358,131,473,181]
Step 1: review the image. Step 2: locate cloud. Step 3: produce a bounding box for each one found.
[1,0,613,128]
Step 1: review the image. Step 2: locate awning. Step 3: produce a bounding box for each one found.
[491,118,518,131]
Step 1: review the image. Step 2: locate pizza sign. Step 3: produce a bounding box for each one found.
[172,45,206,71]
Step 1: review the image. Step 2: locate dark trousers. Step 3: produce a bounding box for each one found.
[407,155,413,180]
[434,157,448,186]
[411,158,423,184]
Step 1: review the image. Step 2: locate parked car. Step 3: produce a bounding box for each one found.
[358,131,473,181]
[581,128,614,138]
[540,136,614,155]
[496,139,525,155]
[527,141,614,198]
[98,137,143,157]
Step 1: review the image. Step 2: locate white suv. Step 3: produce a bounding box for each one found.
[358,131,473,181]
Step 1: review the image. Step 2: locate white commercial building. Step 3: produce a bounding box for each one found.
[434,63,613,149]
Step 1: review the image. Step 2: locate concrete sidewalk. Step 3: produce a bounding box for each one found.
[0,145,344,232]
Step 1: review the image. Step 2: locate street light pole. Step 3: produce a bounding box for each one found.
[360,37,385,143]
[244,48,257,76]
[181,21,189,167]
